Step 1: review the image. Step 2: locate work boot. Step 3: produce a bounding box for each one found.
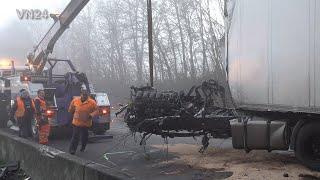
[69,149,76,155]
[80,146,86,152]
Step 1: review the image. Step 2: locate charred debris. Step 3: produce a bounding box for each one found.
[117,79,239,152]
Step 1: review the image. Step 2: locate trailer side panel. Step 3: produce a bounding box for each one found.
[228,0,320,112]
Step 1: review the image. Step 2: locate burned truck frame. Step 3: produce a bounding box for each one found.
[120,0,320,171]
[122,80,237,153]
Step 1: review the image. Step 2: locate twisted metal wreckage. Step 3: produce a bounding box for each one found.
[117,79,239,152]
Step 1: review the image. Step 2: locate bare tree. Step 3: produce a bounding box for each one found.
[40,0,226,101]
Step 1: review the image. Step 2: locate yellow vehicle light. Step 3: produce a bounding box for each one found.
[0,60,12,67]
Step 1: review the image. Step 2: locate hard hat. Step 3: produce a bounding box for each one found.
[80,85,89,94]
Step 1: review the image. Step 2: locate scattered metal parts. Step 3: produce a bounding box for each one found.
[0,161,30,180]
[103,151,136,167]
[39,146,64,158]
[115,104,129,117]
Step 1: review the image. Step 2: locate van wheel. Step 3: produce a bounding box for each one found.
[295,122,320,171]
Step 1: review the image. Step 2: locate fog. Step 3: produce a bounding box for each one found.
[0,0,226,103]
[0,21,33,63]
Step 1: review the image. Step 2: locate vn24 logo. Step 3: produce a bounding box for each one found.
[16,9,50,20]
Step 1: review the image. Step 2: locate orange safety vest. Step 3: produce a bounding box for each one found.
[34,96,47,122]
[68,97,98,127]
[34,96,47,113]
[15,97,35,118]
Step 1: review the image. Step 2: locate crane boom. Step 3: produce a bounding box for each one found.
[27,0,90,74]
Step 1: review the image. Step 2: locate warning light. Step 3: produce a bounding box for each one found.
[0,60,12,68]
[101,107,110,115]
[46,109,55,118]
[20,75,31,82]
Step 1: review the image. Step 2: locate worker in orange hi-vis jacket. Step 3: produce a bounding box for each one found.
[68,87,99,155]
[10,89,35,138]
[34,89,50,145]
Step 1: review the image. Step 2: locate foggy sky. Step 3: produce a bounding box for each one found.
[0,0,68,64]
[0,21,33,63]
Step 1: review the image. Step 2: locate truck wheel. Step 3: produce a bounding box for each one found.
[295,122,320,171]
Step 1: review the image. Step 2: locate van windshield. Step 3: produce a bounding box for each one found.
[95,93,110,106]
[28,83,44,97]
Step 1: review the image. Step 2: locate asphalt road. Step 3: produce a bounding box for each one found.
[48,116,233,180]
[6,114,320,179]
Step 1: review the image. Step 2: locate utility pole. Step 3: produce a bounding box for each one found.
[147,0,154,87]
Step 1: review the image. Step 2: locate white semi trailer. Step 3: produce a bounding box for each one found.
[226,0,320,170]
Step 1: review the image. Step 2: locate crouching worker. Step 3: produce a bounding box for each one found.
[68,87,98,155]
[34,89,50,145]
[10,89,35,138]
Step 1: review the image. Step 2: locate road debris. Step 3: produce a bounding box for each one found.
[0,161,30,180]
[39,145,64,158]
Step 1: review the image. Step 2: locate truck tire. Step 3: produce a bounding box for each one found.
[295,122,320,171]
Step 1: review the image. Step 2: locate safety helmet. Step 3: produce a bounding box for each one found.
[80,85,89,95]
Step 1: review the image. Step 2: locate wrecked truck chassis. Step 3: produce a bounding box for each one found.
[120,80,237,152]
[126,115,233,138]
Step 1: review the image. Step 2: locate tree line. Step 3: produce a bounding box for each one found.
[31,0,225,102]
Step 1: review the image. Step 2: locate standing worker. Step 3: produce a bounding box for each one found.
[10,89,35,138]
[34,89,50,145]
[68,87,98,155]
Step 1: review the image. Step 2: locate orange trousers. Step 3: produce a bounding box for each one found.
[39,124,50,145]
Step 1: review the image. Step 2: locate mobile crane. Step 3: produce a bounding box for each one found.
[20,0,111,136]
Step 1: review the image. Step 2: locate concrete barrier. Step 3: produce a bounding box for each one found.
[0,130,129,180]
